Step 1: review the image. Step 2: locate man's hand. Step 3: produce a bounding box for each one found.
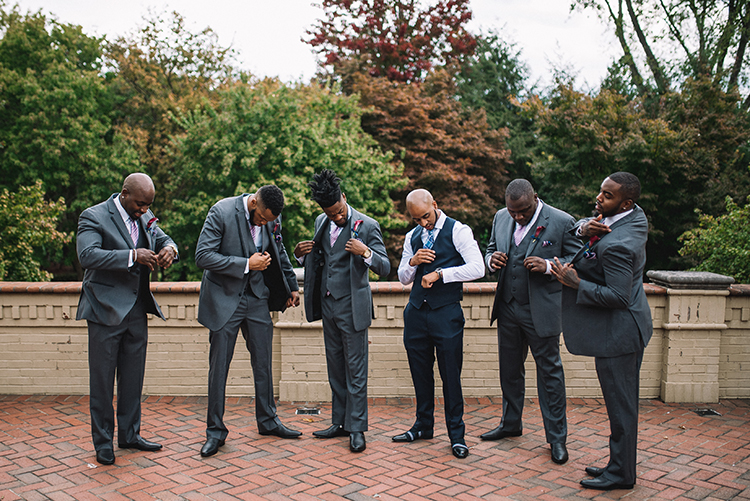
[248,252,272,271]
[135,248,159,271]
[294,240,314,258]
[409,248,436,267]
[345,238,368,256]
[489,251,508,270]
[421,271,440,289]
[580,214,611,238]
[523,256,547,273]
[286,291,300,308]
[156,246,176,269]
[551,257,580,289]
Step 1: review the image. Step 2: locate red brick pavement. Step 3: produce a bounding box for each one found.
[1,395,750,500]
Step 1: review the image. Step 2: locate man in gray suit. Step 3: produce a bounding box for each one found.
[552,172,651,490]
[294,169,390,453]
[195,185,301,458]
[481,179,581,465]
[77,173,178,465]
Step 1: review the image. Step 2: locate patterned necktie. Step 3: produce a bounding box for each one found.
[251,225,257,241]
[424,229,435,250]
[129,218,139,246]
[330,224,343,247]
[513,224,525,246]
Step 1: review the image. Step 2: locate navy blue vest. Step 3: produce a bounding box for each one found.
[408,218,465,309]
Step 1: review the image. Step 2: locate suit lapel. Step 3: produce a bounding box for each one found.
[525,206,549,258]
[107,195,136,249]
[235,195,253,257]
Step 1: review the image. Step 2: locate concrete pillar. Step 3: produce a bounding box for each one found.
[647,271,734,403]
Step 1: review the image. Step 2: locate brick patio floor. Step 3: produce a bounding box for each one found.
[1,395,750,500]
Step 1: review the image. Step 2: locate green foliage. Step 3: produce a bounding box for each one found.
[164,78,404,280]
[0,181,71,281]
[455,30,535,179]
[679,196,750,283]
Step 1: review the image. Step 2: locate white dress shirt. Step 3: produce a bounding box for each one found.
[398,210,485,285]
[114,194,137,268]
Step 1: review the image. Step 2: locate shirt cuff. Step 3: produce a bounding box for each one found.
[128,249,136,268]
[544,259,552,275]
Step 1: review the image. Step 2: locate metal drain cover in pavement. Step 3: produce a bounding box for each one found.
[694,408,721,416]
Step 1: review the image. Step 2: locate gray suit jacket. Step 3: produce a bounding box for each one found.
[303,208,390,332]
[561,206,652,357]
[486,201,582,337]
[195,195,298,332]
[76,193,178,326]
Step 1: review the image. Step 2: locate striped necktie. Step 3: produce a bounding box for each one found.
[424,229,435,250]
[129,218,139,246]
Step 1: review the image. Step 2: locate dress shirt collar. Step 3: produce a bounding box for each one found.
[602,208,633,228]
[113,193,131,226]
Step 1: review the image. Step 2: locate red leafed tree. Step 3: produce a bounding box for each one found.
[306,0,476,82]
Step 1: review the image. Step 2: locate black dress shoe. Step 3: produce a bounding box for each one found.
[350,432,366,452]
[585,466,605,477]
[550,443,568,464]
[313,424,349,439]
[451,443,469,458]
[392,429,434,442]
[580,477,634,490]
[259,423,302,439]
[479,426,522,441]
[118,437,162,451]
[200,438,225,457]
[96,448,115,465]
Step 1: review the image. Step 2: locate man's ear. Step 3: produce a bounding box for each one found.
[622,198,635,211]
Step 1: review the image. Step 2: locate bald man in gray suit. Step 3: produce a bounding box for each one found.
[77,173,178,465]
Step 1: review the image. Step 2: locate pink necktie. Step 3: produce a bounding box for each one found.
[513,224,525,246]
[330,225,342,247]
[129,218,139,246]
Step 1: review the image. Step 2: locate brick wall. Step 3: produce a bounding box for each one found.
[1,281,748,402]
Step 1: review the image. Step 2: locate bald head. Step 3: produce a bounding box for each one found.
[406,189,439,230]
[120,173,155,220]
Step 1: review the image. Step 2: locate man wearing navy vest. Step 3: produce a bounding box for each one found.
[552,172,651,490]
[480,179,582,465]
[393,189,484,458]
[195,185,301,458]
[294,170,390,453]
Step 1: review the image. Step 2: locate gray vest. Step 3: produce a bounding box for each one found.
[500,227,532,305]
[321,219,352,299]
[246,227,270,300]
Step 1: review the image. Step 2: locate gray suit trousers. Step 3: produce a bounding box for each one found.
[206,292,280,439]
[498,299,567,444]
[321,294,369,432]
[88,299,148,451]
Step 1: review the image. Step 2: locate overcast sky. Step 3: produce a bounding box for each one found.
[15,0,620,89]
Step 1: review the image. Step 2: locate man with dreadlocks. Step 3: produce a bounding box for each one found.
[294,170,390,453]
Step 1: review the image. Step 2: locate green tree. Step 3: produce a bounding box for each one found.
[455,30,535,179]
[574,0,750,106]
[164,78,404,280]
[0,181,71,281]
[679,195,750,283]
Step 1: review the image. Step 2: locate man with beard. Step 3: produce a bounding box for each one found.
[196,185,301,457]
[551,172,652,490]
[294,170,390,453]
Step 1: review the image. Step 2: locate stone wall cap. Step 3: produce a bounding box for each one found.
[647,270,735,290]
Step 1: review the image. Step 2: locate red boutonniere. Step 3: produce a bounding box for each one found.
[146,217,159,237]
[351,219,364,240]
[272,222,282,243]
[531,225,545,244]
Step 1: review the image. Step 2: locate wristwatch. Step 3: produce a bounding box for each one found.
[435,267,443,281]
[363,247,372,259]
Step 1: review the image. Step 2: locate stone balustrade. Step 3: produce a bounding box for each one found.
[1,272,748,403]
